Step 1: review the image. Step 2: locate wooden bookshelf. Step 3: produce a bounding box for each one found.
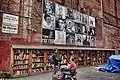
[58,50,67,66]
[31,50,44,73]
[91,50,96,66]
[77,50,84,67]
[10,45,115,77]
[13,49,29,77]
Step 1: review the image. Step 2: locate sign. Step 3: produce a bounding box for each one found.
[2,13,19,34]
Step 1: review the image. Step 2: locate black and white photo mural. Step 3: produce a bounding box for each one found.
[42,0,96,47]
[43,14,55,30]
[66,20,75,33]
[56,18,66,31]
[66,8,74,19]
[90,36,96,46]
[66,33,75,45]
[75,34,83,46]
[82,14,89,24]
[42,29,55,44]
[55,30,66,45]
[89,16,95,27]
[75,23,83,34]
[43,0,55,15]
[55,4,66,19]
[82,24,88,34]
[88,27,95,36]
[42,0,55,44]
[73,10,80,23]
[83,35,90,46]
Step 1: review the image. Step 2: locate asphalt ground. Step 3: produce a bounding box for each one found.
[4,65,120,80]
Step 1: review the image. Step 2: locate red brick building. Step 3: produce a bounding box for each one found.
[0,0,119,48]
[0,0,120,74]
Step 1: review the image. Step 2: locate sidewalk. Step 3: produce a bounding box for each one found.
[8,66,120,80]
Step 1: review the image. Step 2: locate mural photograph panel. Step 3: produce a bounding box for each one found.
[75,34,83,46]
[88,27,95,36]
[42,0,96,47]
[55,30,66,45]
[66,20,75,33]
[66,8,74,19]
[90,36,96,46]
[56,18,66,31]
[75,22,83,34]
[89,16,95,27]
[55,4,66,19]
[81,14,89,25]
[79,12,83,24]
[73,10,80,23]
[42,29,55,44]
[43,13,55,30]
[82,24,88,34]
[73,11,84,24]
[66,33,75,45]
[43,0,55,15]
[82,35,90,46]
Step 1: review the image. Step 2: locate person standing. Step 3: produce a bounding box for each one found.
[50,48,58,80]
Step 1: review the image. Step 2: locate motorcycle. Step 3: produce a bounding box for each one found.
[49,53,77,80]
[55,68,77,80]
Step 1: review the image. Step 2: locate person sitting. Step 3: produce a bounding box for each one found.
[60,55,77,80]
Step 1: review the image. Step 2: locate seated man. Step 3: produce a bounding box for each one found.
[60,55,77,80]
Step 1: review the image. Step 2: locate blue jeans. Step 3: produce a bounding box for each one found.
[52,65,57,80]
[60,70,71,80]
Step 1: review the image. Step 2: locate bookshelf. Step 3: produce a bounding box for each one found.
[91,50,96,66]
[77,50,84,67]
[13,49,29,77]
[11,45,115,77]
[86,51,91,66]
[31,50,44,73]
[58,50,67,66]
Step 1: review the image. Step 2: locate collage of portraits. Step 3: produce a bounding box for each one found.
[42,0,96,47]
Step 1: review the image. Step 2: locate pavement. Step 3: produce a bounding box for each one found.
[8,65,120,80]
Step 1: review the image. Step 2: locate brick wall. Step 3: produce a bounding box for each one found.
[103,0,120,48]
[0,0,120,48]
[0,0,102,47]
[0,40,11,72]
